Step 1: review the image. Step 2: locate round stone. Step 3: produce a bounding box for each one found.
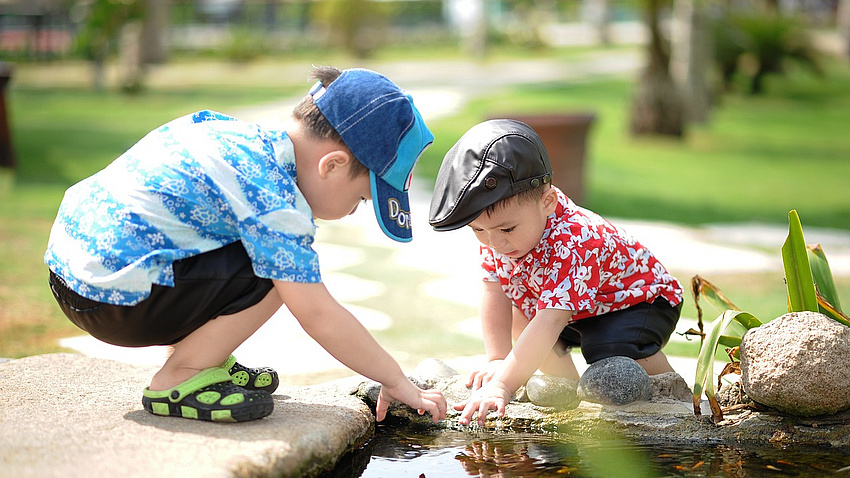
[577,356,652,406]
[525,375,580,409]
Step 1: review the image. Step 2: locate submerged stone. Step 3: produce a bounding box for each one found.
[577,356,652,406]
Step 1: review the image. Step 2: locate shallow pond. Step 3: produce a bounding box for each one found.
[325,424,850,477]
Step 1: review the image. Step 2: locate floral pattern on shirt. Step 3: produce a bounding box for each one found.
[44,110,320,306]
[481,188,682,322]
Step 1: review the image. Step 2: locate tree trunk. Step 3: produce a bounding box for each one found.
[670,0,712,123]
[582,0,612,45]
[120,21,145,93]
[838,0,850,60]
[630,0,685,137]
[140,0,169,65]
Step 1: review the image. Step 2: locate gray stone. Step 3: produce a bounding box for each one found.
[717,381,756,408]
[525,375,580,409]
[577,356,652,406]
[650,371,692,403]
[740,311,850,417]
[351,362,447,426]
[0,353,374,478]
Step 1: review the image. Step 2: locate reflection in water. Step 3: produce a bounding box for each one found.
[324,424,850,478]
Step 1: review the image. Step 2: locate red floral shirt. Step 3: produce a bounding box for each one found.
[481,189,683,322]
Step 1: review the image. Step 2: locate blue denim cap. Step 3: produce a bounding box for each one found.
[310,68,434,242]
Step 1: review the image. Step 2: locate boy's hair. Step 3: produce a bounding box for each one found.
[482,185,548,218]
[292,66,369,179]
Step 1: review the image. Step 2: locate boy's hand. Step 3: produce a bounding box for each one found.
[466,359,504,390]
[376,379,447,424]
[452,381,512,426]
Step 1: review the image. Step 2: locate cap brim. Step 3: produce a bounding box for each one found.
[371,171,412,242]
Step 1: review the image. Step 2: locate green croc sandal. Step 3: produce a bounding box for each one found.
[221,354,279,393]
[142,367,273,422]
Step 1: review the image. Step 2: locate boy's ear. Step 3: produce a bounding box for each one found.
[317,149,353,178]
[541,186,559,215]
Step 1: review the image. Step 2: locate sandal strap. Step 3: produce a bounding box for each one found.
[143,367,233,403]
[219,354,238,371]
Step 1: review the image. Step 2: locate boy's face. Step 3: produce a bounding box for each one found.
[305,162,372,221]
[467,191,555,260]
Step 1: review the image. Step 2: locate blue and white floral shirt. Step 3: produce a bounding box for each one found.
[44,110,320,306]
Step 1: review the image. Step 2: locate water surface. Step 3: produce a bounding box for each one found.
[326,424,850,477]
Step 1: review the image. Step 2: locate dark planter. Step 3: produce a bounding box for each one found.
[0,62,14,169]
[496,113,596,204]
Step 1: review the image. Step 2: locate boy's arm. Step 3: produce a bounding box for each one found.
[273,280,447,423]
[455,307,574,426]
[467,280,513,389]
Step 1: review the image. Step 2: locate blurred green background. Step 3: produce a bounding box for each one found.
[2,0,849,377]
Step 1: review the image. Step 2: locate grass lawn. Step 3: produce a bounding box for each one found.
[2,52,849,361]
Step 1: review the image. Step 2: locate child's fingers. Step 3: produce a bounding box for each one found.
[465,370,477,388]
[458,400,479,425]
[419,397,447,423]
[375,393,389,422]
[429,391,448,421]
[476,402,492,426]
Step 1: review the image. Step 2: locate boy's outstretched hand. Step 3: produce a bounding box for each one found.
[376,379,447,423]
[465,359,504,390]
[453,381,512,426]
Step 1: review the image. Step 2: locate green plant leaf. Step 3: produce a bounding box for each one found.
[808,244,842,312]
[781,210,818,312]
[718,335,742,348]
[692,310,761,422]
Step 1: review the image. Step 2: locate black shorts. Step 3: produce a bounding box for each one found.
[557,297,682,364]
[48,241,274,347]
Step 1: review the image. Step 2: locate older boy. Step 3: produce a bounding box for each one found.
[45,66,447,423]
[428,119,683,426]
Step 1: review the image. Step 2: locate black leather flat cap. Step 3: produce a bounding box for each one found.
[429,119,553,231]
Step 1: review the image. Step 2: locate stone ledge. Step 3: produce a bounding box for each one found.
[425,375,850,449]
[0,354,374,478]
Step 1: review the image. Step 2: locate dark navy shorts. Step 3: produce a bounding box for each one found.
[557,297,682,364]
[48,241,274,347]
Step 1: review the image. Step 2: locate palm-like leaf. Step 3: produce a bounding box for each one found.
[781,210,818,313]
[692,310,761,422]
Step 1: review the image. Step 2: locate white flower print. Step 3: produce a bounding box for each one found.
[237,158,263,178]
[190,206,218,226]
[161,177,189,196]
[272,249,296,270]
[255,189,283,210]
[96,229,118,251]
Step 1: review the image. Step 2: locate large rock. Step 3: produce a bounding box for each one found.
[0,354,374,478]
[577,356,652,406]
[740,311,850,417]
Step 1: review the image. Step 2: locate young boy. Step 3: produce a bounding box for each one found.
[428,119,683,426]
[45,66,447,423]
